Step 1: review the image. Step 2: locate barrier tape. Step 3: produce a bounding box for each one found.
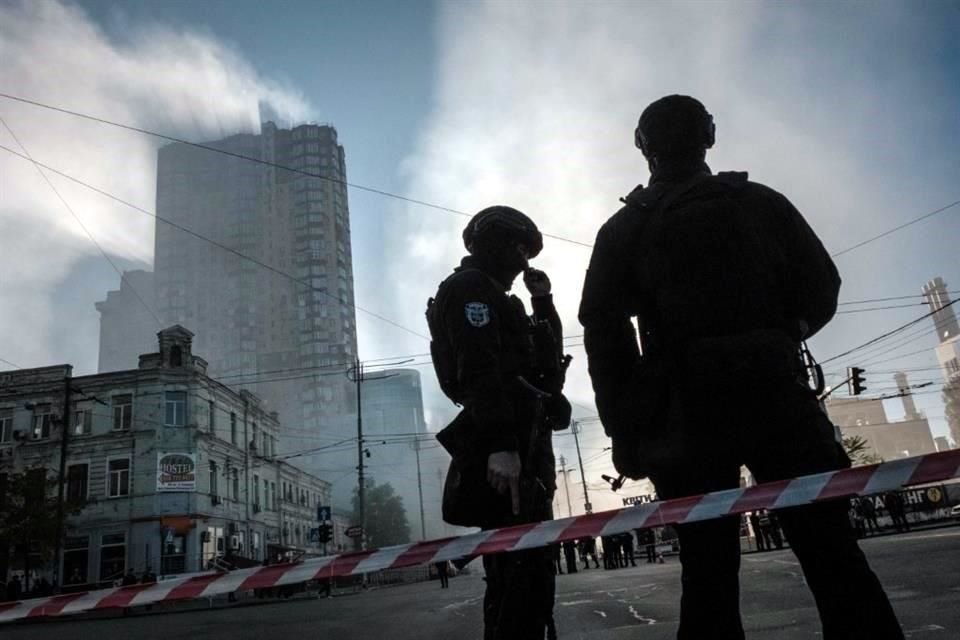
[2,449,959,623]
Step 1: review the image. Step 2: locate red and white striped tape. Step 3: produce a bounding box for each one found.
[3,449,958,623]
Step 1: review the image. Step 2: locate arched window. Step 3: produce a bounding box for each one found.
[170,345,182,367]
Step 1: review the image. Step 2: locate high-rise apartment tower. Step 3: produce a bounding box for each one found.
[151,122,358,432]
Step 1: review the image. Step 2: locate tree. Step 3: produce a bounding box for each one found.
[351,481,411,548]
[1,469,59,588]
[842,435,882,467]
[1,468,86,588]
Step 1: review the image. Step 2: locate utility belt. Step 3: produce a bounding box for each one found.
[437,377,558,528]
[682,328,805,392]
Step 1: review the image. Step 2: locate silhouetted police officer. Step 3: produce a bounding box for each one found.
[428,206,571,640]
[579,95,903,639]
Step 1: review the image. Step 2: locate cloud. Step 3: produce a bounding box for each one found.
[0,0,312,370]
[387,1,960,507]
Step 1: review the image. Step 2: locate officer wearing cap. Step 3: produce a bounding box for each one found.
[579,95,902,639]
[428,205,571,639]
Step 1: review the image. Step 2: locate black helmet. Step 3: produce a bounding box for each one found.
[462,205,543,258]
[635,94,715,157]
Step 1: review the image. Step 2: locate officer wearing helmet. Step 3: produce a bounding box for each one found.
[579,95,902,639]
[428,205,571,639]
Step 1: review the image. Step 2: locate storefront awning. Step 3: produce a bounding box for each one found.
[160,515,194,535]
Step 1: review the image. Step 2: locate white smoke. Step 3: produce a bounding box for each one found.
[384,1,959,508]
[0,0,312,370]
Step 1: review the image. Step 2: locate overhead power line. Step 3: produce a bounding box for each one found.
[4,93,958,259]
[836,303,928,315]
[831,199,960,257]
[0,92,592,249]
[821,298,959,365]
[0,117,163,329]
[0,144,429,341]
[837,292,959,306]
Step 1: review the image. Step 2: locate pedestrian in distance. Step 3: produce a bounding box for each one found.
[580,537,600,569]
[637,528,657,563]
[849,501,867,539]
[436,561,450,589]
[579,94,904,640]
[551,543,563,575]
[428,205,573,640]
[748,512,766,551]
[885,491,911,533]
[562,539,578,574]
[861,496,881,534]
[621,532,637,567]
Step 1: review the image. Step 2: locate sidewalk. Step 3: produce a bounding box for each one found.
[740,517,958,555]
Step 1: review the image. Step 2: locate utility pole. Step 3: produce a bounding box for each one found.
[347,357,367,551]
[571,421,592,514]
[345,359,412,550]
[558,454,573,518]
[414,437,426,540]
[52,369,73,591]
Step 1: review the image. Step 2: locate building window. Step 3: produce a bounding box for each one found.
[232,468,239,501]
[253,474,261,510]
[230,412,237,445]
[271,481,277,511]
[112,394,132,431]
[264,478,270,510]
[67,463,88,502]
[209,461,219,500]
[208,400,216,434]
[32,405,52,440]
[108,459,130,498]
[0,408,12,443]
[161,533,186,575]
[64,536,89,586]
[170,345,183,367]
[165,391,187,426]
[99,533,126,582]
[251,423,258,452]
[73,408,93,436]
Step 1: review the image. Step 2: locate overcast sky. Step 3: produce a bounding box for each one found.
[1,0,958,512]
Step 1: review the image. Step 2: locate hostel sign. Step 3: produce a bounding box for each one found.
[157,452,197,491]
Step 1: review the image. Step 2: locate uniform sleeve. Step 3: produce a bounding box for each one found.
[774,193,841,337]
[578,219,642,434]
[531,294,563,353]
[441,278,519,453]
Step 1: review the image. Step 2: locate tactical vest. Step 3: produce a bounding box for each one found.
[426,268,538,405]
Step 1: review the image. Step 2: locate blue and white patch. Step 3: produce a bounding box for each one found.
[464,302,491,327]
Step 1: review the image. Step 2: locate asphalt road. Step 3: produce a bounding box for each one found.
[8,528,959,639]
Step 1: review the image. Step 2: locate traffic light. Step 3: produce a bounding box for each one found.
[318,523,332,544]
[847,366,867,396]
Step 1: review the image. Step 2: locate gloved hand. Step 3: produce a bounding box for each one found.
[611,436,649,480]
[546,394,572,431]
[487,450,522,515]
[523,268,551,297]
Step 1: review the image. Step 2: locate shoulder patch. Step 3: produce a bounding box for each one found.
[464,302,491,327]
